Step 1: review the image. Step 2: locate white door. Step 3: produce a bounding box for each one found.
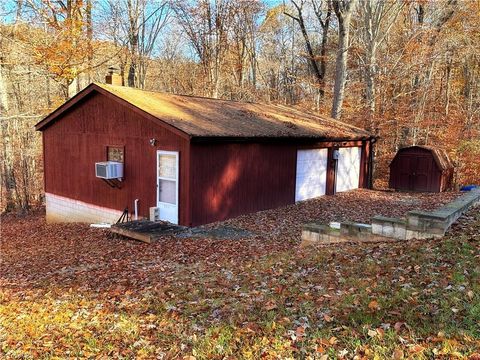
[335,147,361,193]
[295,149,328,202]
[157,150,179,224]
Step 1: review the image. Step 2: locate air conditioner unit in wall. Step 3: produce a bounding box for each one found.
[95,161,123,180]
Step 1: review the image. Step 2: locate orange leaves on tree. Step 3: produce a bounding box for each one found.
[27,1,93,84]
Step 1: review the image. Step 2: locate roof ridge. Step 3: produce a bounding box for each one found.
[95,82,249,104]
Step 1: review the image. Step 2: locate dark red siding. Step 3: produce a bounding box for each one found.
[43,92,191,225]
[189,143,297,226]
[389,147,450,192]
[189,140,372,226]
[42,90,374,227]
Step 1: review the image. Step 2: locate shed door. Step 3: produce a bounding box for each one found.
[295,149,328,202]
[157,150,179,224]
[396,155,413,190]
[335,147,361,193]
[411,156,432,192]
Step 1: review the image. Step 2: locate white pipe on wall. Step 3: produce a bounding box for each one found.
[134,199,139,220]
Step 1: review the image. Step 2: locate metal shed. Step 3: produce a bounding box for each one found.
[389,146,454,192]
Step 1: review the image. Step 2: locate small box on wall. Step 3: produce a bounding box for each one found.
[149,207,160,221]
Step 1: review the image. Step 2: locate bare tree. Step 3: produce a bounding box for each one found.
[0,54,8,113]
[86,0,93,84]
[173,0,236,98]
[358,0,403,127]
[104,0,170,89]
[331,0,357,119]
[411,0,458,144]
[284,0,332,108]
[229,1,262,100]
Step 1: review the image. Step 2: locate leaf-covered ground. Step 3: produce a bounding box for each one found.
[1,190,479,359]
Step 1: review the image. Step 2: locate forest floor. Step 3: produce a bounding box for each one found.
[1,190,479,359]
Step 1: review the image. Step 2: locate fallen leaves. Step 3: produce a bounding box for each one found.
[394,322,406,333]
[328,336,338,345]
[263,300,277,311]
[220,189,462,243]
[295,325,306,340]
[368,299,380,311]
[408,344,426,354]
[323,314,334,323]
[0,192,479,358]
[392,347,404,359]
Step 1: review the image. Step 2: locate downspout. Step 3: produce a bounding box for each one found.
[134,199,139,220]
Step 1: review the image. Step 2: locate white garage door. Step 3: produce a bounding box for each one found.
[336,147,362,193]
[295,149,328,202]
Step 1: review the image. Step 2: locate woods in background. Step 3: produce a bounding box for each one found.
[1,0,479,211]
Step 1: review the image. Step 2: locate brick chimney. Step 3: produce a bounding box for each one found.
[105,66,123,86]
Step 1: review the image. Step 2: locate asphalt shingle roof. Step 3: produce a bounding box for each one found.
[37,83,372,140]
[96,83,371,139]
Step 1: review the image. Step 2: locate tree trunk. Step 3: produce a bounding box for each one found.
[0,62,8,112]
[286,0,331,105]
[67,77,77,98]
[127,0,139,88]
[331,3,354,119]
[365,46,376,126]
[318,13,331,100]
[445,56,451,115]
[86,0,93,84]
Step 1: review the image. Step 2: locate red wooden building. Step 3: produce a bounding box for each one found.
[389,146,454,192]
[36,82,375,226]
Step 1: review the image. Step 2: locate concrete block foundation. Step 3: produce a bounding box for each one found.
[46,193,123,224]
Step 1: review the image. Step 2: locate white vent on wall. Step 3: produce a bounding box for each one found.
[95,161,123,180]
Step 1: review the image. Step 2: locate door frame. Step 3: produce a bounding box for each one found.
[156,150,179,224]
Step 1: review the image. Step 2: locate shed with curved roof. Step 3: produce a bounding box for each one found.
[389,146,454,192]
